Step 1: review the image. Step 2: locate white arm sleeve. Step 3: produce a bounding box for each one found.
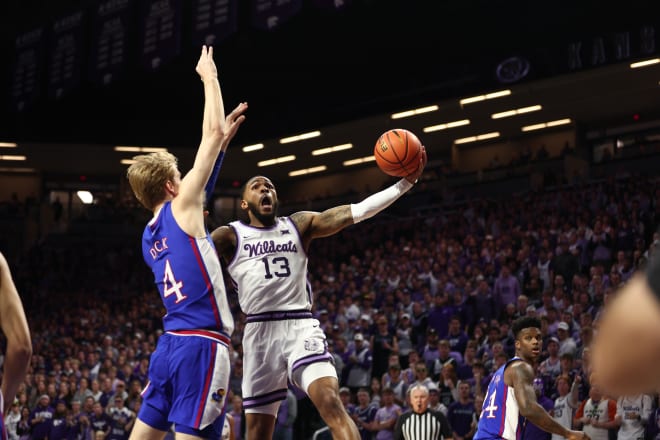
[350,178,414,224]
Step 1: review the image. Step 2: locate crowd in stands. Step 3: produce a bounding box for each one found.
[1,172,660,439]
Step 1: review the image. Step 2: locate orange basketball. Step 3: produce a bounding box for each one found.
[374,129,423,177]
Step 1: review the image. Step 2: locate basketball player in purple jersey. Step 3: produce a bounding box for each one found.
[211,149,426,439]
[0,252,32,440]
[126,46,247,439]
[474,317,589,440]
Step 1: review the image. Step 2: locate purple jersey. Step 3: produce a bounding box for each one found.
[474,357,526,440]
[141,201,233,334]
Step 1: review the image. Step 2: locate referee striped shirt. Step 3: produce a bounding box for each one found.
[394,409,453,440]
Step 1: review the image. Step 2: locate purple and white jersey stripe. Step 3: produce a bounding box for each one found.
[246,310,313,323]
[243,388,289,410]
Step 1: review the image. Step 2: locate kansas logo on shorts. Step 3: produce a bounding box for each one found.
[211,388,226,403]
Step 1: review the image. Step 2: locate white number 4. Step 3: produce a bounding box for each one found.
[482,389,498,419]
[163,260,187,303]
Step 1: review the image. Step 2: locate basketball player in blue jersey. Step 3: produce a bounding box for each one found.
[211,149,426,439]
[0,252,32,440]
[474,317,589,440]
[126,45,247,440]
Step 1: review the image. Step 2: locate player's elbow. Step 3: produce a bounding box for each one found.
[517,402,537,420]
[9,337,32,363]
[203,127,226,144]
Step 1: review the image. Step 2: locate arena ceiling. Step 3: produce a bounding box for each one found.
[1,1,660,183]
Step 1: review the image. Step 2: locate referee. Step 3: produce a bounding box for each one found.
[394,384,453,440]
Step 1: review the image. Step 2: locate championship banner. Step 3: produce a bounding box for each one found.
[48,10,85,100]
[89,0,133,86]
[312,0,352,11]
[251,0,303,31]
[191,0,239,46]
[11,27,45,112]
[139,0,182,72]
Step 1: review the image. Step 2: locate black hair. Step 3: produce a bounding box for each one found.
[511,316,541,339]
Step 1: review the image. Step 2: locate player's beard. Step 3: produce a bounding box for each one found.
[247,200,278,226]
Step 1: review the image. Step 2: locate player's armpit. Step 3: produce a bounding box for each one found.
[211,225,237,263]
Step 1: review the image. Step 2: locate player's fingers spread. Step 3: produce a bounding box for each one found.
[208,46,214,59]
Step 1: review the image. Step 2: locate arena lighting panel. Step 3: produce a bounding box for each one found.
[630,58,660,68]
[521,118,572,132]
[0,155,26,161]
[311,143,353,156]
[459,89,511,106]
[454,132,500,145]
[0,167,36,172]
[279,131,321,144]
[120,159,137,165]
[343,156,376,166]
[0,142,17,148]
[288,165,327,177]
[257,155,296,167]
[391,105,439,119]
[76,191,93,204]
[242,143,264,152]
[491,105,542,119]
[114,146,168,152]
[423,119,470,133]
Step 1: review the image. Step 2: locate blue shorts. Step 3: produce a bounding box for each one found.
[138,330,231,436]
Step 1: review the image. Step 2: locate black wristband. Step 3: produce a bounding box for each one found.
[646,253,660,301]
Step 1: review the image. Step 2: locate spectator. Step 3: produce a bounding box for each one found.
[346,333,373,393]
[556,322,577,357]
[373,388,401,440]
[574,386,619,440]
[550,375,580,440]
[523,378,554,440]
[28,395,54,440]
[615,394,653,440]
[447,380,476,440]
[352,387,378,440]
[371,317,399,381]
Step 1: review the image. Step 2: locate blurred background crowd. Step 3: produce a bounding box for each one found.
[1,162,659,439]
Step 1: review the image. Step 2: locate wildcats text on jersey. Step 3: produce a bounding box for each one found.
[244,240,298,258]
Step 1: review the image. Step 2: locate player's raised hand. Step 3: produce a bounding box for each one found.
[196,45,218,82]
[219,102,248,150]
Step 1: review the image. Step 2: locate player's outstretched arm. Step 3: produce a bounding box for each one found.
[176,46,247,212]
[291,147,427,246]
[510,362,588,440]
[0,252,31,410]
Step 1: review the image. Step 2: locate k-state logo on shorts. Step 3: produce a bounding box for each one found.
[304,338,323,352]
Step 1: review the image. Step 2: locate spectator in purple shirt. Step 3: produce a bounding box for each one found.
[493,265,521,313]
[523,378,554,440]
[28,395,54,440]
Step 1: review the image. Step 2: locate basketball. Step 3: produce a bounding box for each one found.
[374,129,423,177]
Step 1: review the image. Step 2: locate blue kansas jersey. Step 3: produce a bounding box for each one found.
[474,357,526,440]
[141,201,234,334]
